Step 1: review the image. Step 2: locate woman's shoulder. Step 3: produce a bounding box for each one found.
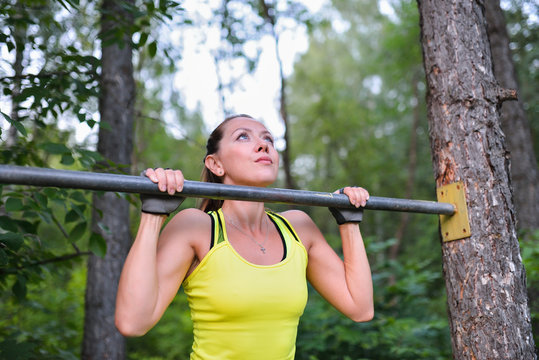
[161,208,212,241]
[277,209,319,235]
[174,207,212,222]
[278,209,324,250]
[278,209,314,226]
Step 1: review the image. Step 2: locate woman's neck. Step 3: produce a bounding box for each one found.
[221,200,267,231]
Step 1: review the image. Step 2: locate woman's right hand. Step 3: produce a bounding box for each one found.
[140,168,186,215]
[144,167,185,195]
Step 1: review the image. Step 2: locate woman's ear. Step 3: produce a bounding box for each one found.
[205,154,225,177]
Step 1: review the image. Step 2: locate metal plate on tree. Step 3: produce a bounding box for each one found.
[436,182,471,242]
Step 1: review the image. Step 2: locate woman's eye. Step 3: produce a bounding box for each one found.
[265,136,274,144]
[237,133,249,140]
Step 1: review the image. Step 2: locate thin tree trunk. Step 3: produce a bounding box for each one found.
[417,1,535,358]
[389,73,421,261]
[485,1,539,344]
[484,1,538,231]
[81,0,135,358]
[7,3,25,147]
[260,0,296,189]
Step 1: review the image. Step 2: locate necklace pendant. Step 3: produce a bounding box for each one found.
[260,247,266,254]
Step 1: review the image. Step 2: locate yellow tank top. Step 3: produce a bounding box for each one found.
[182,209,309,360]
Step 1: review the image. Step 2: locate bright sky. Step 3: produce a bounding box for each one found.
[0,0,399,148]
[170,0,329,147]
[171,0,396,142]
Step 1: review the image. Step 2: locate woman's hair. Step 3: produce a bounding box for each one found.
[198,114,255,212]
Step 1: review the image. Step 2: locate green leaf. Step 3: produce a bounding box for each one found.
[5,198,23,212]
[1,111,27,137]
[61,153,75,165]
[89,232,107,258]
[0,248,8,266]
[14,220,38,234]
[40,142,71,155]
[12,275,27,300]
[34,192,48,208]
[96,221,112,236]
[65,209,80,223]
[38,211,53,224]
[0,337,37,359]
[0,233,24,251]
[138,32,149,47]
[70,203,87,217]
[69,222,87,241]
[0,216,18,232]
[70,191,88,204]
[43,188,59,198]
[148,41,157,58]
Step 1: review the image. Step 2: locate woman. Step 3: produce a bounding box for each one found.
[115,114,373,359]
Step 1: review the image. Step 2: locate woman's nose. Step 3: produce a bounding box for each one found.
[257,139,269,152]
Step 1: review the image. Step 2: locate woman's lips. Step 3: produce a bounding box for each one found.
[255,156,273,164]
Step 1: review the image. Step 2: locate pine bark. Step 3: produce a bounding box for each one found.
[81,0,135,358]
[484,1,538,231]
[416,1,536,359]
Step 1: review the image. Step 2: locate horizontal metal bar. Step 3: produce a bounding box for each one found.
[0,165,455,215]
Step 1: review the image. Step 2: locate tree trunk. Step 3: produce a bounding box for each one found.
[260,0,296,189]
[416,1,536,359]
[484,1,539,344]
[7,2,25,147]
[81,0,135,358]
[389,72,421,262]
[484,1,538,231]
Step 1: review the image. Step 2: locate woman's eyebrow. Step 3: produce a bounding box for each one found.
[232,127,252,134]
[231,127,272,137]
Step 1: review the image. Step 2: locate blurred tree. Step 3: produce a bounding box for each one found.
[417,0,536,358]
[502,1,539,163]
[485,0,538,231]
[81,0,135,357]
[485,0,539,349]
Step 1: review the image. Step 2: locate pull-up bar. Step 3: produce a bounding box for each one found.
[0,165,455,215]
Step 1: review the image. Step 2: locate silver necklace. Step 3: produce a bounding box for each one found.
[225,214,269,254]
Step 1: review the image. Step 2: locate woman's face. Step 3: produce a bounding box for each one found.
[209,117,279,187]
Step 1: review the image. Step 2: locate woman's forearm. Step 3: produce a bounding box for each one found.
[339,223,374,321]
[115,213,167,336]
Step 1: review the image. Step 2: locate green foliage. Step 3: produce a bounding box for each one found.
[0,182,105,299]
[519,230,539,347]
[296,237,451,360]
[0,262,86,359]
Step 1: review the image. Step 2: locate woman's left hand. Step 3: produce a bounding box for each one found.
[338,186,369,208]
[329,186,370,225]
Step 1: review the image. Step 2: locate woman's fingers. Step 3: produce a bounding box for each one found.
[174,170,184,192]
[144,168,184,194]
[154,168,167,192]
[144,168,158,182]
[342,186,370,208]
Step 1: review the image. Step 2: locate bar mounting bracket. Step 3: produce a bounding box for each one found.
[436,181,471,242]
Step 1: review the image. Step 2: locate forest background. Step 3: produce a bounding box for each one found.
[0,0,537,359]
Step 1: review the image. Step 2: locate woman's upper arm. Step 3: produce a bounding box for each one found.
[152,209,210,318]
[281,210,364,319]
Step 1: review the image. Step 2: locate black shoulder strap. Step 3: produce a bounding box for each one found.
[208,211,226,250]
[267,211,300,243]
